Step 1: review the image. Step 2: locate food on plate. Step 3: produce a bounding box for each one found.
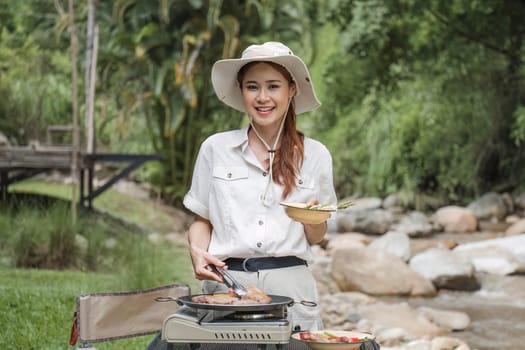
[297,331,370,343]
[305,201,354,211]
[191,285,272,305]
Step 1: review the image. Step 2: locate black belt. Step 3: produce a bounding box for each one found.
[223,256,307,272]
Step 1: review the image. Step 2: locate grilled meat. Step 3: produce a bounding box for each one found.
[191,285,272,305]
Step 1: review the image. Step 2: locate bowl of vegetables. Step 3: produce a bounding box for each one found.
[291,330,374,350]
[280,201,354,225]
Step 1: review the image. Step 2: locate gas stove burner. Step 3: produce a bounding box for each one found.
[226,311,279,321]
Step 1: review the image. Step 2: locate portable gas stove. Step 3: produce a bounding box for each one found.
[162,304,292,345]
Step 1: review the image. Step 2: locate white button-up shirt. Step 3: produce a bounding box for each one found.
[183,126,337,263]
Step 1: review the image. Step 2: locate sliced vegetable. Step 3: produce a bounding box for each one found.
[305,201,354,211]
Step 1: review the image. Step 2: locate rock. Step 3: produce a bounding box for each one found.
[410,239,458,256]
[394,211,434,237]
[331,247,436,296]
[373,327,409,347]
[337,209,393,235]
[398,339,432,350]
[433,206,477,233]
[311,256,341,295]
[319,291,376,328]
[504,218,525,236]
[514,192,525,210]
[467,192,510,221]
[453,234,525,273]
[369,231,411,262]
[383,194,401,209]
[409,248,480,291]
[431,336,471,350]
[0,132,10,147]
[359,302,447,339]
[417,306,471,330]
[325,232,371,253]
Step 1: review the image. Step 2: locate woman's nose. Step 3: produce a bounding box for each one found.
[256,88,269,101]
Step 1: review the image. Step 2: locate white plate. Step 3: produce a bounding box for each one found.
[291,330,374,350]
[280,202,334,225]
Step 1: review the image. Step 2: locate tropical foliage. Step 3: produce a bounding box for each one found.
[1,0,525,208]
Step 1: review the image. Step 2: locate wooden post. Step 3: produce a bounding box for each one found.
[85,0,98,154]
[67,0,79,225]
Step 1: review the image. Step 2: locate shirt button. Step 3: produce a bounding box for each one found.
[262,171,267,177]
[227,173,232,178]
[298,179,304,185]
[258,220,264,225]
[257,242,262,248]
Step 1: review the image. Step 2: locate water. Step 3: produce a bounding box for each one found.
[379,274,525,350]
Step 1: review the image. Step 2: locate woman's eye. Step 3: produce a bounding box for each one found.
[245,85,258,91]
[269,84,280,90]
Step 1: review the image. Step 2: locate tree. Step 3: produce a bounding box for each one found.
[93,0,324,204]
[321,0,525,204]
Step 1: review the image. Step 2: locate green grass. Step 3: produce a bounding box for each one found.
[9,179,173,232]
[0,267,165,349]
[2,179,200,349]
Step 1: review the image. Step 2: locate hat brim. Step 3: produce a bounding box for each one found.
[211,55,321,115]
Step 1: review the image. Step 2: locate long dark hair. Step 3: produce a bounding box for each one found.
[237,61,304,198]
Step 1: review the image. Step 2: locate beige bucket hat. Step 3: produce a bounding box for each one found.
[211,41,321,115]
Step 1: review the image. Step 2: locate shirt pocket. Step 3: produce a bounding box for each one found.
[212,166,249,181]
[296,175,315,190]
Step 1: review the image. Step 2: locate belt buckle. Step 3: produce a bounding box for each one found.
[242,258,255,272]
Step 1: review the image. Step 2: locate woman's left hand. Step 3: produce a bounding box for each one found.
[302,198,328,244]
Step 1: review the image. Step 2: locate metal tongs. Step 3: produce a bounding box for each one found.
[209,264,248,298]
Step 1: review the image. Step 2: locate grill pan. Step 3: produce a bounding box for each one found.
[156,294,296,311]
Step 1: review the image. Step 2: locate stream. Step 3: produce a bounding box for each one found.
[379,274,525,350]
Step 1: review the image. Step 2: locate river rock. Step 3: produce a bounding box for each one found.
[515,192,525,210]
[467,192,511,221]
[504,218,525,235]
[409,247,480,291]
[417,306,470,330]
[0,132,9,147]
[453,234,525,273]
[326,232,370,251]
[394,211,434,237]
[433,206,477,233]
[337,209,393,235]
[431,336,471,350]
[331,247,436,296]
[359,302,447,339]
[319,291,377,327]
[311,256,341,295]
[369,231,411,262]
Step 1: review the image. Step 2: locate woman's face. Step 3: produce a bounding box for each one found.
[240,62,295,130]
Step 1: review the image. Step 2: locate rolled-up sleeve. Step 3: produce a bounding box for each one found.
[183,140,212,219]
[318,145,337,205]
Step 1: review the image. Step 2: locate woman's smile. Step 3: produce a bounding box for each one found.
[241,62,294,129]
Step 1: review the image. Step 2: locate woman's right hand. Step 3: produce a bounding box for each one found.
[189,245,226,282]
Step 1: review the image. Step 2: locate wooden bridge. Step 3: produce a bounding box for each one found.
[0,140,162,208]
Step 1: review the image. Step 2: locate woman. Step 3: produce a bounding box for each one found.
[184,41,337,331]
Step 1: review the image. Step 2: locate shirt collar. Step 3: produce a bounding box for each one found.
[230,125,250,152]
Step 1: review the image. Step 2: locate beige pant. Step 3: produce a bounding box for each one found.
[202,265,323,331]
